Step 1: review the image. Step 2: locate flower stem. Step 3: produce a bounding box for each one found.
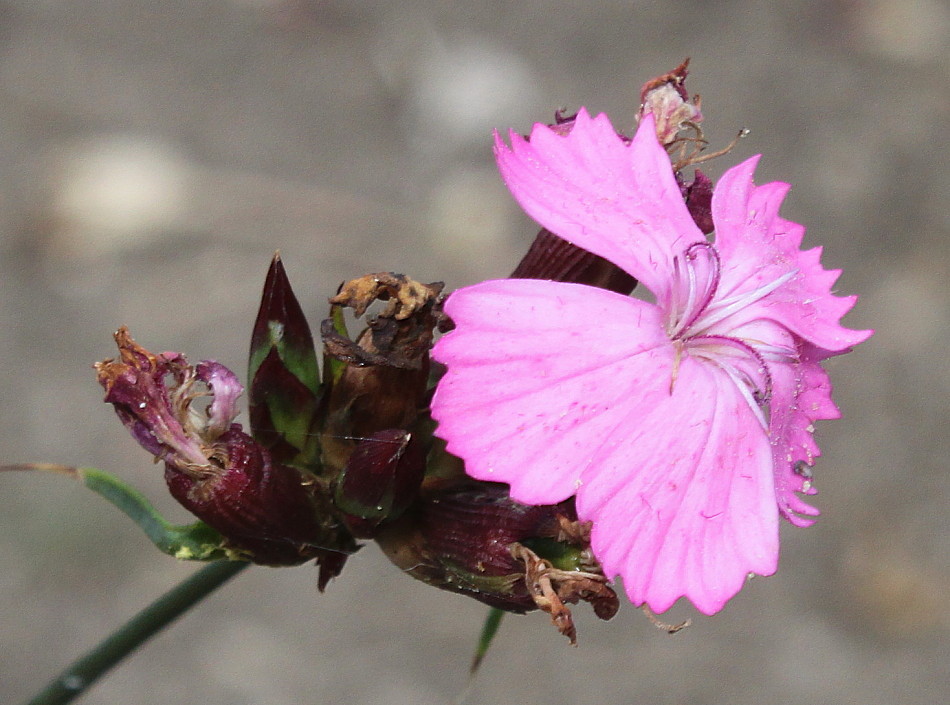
[24,560,250,705]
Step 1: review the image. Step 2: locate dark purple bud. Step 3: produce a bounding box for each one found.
[163,426,346,567]
[334,429,426,538]
[377,485,556,613]
[97,328,356,569]
[511,228,637,295]
[375,485,619,641]
[682,169,715,234]
[248,254,321,465]
[420,486,562,581]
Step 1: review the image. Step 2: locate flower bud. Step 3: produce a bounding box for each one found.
[334,429,426,538]
[96,327,356,574]
[319,273,443,476]
[248,253,322,466]
[375,485,619,643]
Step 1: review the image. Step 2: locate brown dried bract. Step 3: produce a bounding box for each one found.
[324,273,444,370]
[510,542,619,645]
[330,272,443,321]
[556,514,592,545]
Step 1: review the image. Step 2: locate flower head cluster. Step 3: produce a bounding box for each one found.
[431,110,871,615]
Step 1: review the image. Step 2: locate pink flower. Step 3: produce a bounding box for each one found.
[430,109,871,615]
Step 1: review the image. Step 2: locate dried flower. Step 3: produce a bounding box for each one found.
[319,273,443,477]
[96,327,355,574]
[638,58,703,146]
[430,109,871,615]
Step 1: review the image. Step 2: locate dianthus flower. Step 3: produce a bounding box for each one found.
[431,109,871,615]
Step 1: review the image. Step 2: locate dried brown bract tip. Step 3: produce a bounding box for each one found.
[510,542,619,645]
[330,272,444,321]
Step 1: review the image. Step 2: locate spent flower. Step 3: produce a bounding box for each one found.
[431,109,871,615]
[96,327,355,572]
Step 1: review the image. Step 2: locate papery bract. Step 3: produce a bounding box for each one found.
[431,109,871,615]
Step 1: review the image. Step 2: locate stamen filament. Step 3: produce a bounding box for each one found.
[677,243,720,336]
[668,242,721,339]
[687,333,774,424]
[692,269,798,334]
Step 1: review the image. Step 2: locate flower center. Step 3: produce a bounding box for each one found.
[664,242,798,427]
[666,242,720,340]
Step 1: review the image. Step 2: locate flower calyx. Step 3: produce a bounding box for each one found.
[375,485,618,643]
[318,273,443,478]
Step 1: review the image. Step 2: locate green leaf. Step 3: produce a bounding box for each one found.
[3,464,229,561]
[471,608,505,675]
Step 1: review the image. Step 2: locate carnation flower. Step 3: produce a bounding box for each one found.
[430,109,871,615]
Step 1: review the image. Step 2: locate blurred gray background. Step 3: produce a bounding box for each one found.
[1,1,946,704]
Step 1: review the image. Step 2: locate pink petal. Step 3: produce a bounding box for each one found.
[431,279,671,505]
[768,344,842,527]
[711,157,872,352]
[494,110,703,298]
[576,355,779,615]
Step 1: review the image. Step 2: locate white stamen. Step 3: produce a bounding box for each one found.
[693,269,798,334]
[690,345,769,430]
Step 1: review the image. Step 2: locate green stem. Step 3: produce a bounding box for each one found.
[24,560,250,705]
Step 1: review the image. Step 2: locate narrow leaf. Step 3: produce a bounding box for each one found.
[470,608,505,675]
[2,464,228,561]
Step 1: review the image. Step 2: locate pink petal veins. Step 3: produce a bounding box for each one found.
[432,279,670,505]
[710,157,872,352]
[494,110,703,298]
[575,356,778,615]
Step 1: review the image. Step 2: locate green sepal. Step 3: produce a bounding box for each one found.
[438,558,524,596]
[322,303,349,386]
[519,536,589,572]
